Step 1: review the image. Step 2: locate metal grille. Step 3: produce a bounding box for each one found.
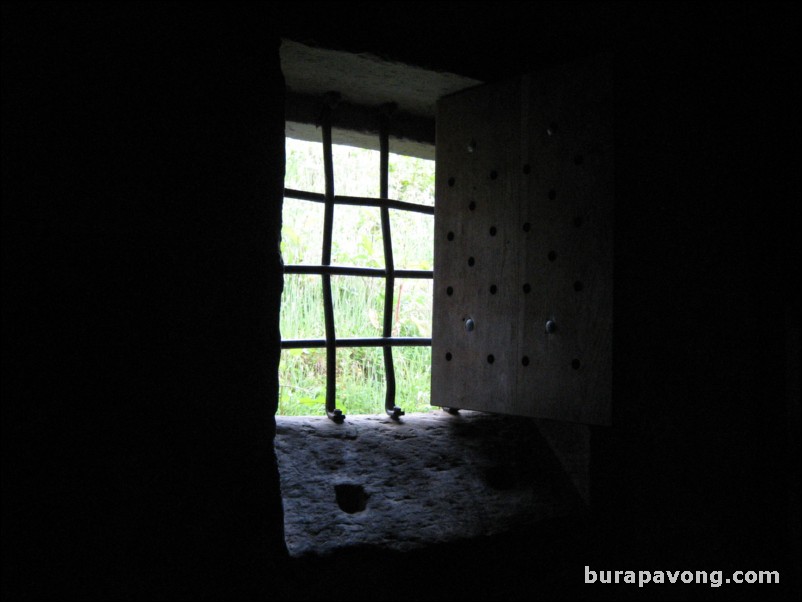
[281,100,433,422]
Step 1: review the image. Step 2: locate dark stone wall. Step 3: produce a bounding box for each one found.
[600,5,799,574]
[2,2,799,600]
[2,3,286,599]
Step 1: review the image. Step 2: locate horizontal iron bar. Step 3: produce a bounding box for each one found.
[284,188,434,215]
[281,337,432,349]
[284,265,432,279]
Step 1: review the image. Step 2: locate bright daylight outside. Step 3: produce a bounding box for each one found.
[280,137,435,416]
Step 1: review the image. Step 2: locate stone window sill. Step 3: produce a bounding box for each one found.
[275,409,589,556]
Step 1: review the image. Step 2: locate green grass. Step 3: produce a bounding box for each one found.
[279,137,436,416]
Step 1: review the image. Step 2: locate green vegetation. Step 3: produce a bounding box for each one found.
[279,137,436,416]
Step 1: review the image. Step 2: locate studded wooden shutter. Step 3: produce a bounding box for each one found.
[431,55,613,425]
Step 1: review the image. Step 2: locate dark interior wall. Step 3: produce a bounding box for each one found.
[2,2,800,601]
[602,4,799,569]
[2,3,286,599]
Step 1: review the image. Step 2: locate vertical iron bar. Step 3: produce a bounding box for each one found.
[380,107,404,420]
[321,99,343,423]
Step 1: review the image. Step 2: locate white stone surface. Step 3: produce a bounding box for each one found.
[275,410,586,557]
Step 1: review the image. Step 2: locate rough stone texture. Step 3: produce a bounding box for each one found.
[276,410,587,557]
[281,39,480,118]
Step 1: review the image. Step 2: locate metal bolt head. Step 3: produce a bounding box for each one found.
[465,318,475,332]
[545,320,557,334]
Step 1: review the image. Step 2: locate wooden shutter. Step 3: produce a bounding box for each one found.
[431,55,612,425]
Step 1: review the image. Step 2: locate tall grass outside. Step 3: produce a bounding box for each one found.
[280,137,436,416]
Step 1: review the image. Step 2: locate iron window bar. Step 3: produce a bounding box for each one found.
[281,96,433,422]
[284,265,431,279]
[378,109,402,420]
[284,189,434,216]
[282,338,432,350]
[320,100,339,422]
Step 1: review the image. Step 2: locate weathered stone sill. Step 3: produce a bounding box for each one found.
[276,410,589,557]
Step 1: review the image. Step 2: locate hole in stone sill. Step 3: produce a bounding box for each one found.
[335,483,369,514]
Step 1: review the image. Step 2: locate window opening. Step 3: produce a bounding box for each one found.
[281,102,434,422]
